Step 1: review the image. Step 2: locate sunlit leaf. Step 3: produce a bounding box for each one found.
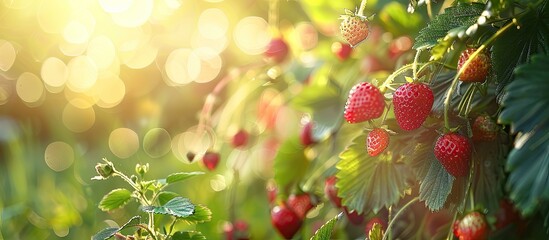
[172,231,207,240]
[165,172,204,184]
[336,131,411,214]
[179,204,212,224]
[310,212,341,240]
[158,191,180,205]
[98,188,132,212]
[379,2,423,36]
[499,54,549,216]
[273,137,309,193]
[92,216,140,240]
[369,222,384,240]
[142,197,194,218]
[414,3,484,50]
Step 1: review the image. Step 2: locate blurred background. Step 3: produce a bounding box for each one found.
[0,0,429,239]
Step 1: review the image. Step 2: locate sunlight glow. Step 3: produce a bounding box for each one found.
[234,16,270,55]
[109,128,139,159]
[45,141,75,172]
[0,40,16,72]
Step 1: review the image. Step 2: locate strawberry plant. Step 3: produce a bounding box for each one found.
[91,159,211,239]
[188,0,549,239]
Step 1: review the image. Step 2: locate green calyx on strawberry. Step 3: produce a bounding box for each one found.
[472,113,498,141]
[344,82,385,124]
[458,48,491,83]
[339,9,372,47]
[367,128,390,157]
[434,133,472,177]
[454,211,489,240]
[393,82,434,131]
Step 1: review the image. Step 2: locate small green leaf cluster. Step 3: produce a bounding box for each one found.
[92,158,210,240]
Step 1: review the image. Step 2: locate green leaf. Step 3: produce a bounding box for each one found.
[310,213,341,240]
[273,137,309,192]
[472,140,506,214]
[415,144,455,211]
[165,172,204,184]
[368,222,384,240]
[142,197,194,218]
[378,2,423,36]
[171,231,206,240]
[179,204,212,224]
[158,191,180,205]
[336,131,411,214]
[493,1,549,102]
[290,80,344,140]
[414,3,484,50]
[92,216,141,240]
[499,54,549,216]
[98,188,132,212]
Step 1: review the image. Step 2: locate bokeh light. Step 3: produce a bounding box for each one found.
[93,73,126,108]
[198,8,229,39]
[16,72,45,106]
[164,48,201,85]
[86,36,117,70]
[110,0,153,28]
[36,0,71,33]
[62,99,96,133]
[99,0,133,13]
[233,16,270,55]
[109,128,139,159]
[0,40,16,72]
[143,128,172,158]
[192,47,222,83]
[44,141,75,172]
[41,57,69,92]
[67,56,98,92]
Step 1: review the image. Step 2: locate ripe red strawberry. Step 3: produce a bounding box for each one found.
[224,220,250,240]
[331,42,353,60]
[271,204,302,239]
[202,151,220,171]
[455,211,489,240]
[495,199,521,230]
[265,38,289,63]
[367,128,390,157]
[232,129,249,148]
[365,217,386,236]
[344,82,385,124]
[300,121,316,146]
[453,220,460,237]
[393,82,434,131]
[324,176,342,208]
[434,133,472,177]
[343,207,364,225]
[458,48,491,83]
[287,193,316,219]
[340,13,369,47]
[472,113,498,141]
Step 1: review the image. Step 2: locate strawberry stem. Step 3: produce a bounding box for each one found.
[382,197,419,240]
[379,63,418,93]
[412,49,422,80]
[443,19,518,131]
[358,0,368,16]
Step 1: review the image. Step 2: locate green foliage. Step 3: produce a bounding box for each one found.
[414,3,485,50]
[98,188,132,211]
[310,213,341,240]
[472,140,506,214]
[499,54,549,216]
[368,223,384,240]
[492,0,549,102]
[378,2,423,36]
[412,143,455,211]
[336,131,411,214]
[92,216,141,240]
[172,231,207,240]
[164,172,205,184]
[142,197,195,218]
[290,80,344,140]
[273,137,309,192]
[178,204,212,224]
